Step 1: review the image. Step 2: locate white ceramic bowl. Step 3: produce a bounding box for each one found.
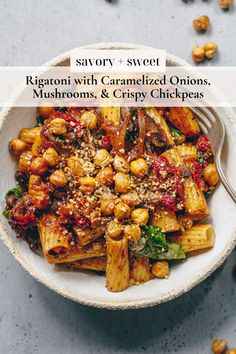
[0,43,236,310]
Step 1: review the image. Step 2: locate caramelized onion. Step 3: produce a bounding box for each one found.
[129,108,146,160]
[101,107,130,156]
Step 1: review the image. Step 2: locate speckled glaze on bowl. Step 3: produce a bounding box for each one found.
[0,43,236,310]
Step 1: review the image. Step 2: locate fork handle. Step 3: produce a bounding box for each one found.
[216,154,236,203]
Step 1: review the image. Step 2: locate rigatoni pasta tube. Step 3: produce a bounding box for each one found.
[46,238,106,264]
[171,224,215,253]
[161,147,183,166]
[184,177,209,220]
[130,252,151,285]
[73,226,106,246]
[151,208,180,233]
[68,256,106,271]
[106,235,130,292]
[176,144,198,163]
[38,214,70,260]
[168,107,200,137]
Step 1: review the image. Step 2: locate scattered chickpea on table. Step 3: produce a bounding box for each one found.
[185,0,235,63]
[193,15,210,31]
[218,0,234,9]
[204,42,218,60]
[192,42,218,63]
[211,339,236,354]
[192,45,205,63]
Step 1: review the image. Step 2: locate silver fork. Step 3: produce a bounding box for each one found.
[190,107,236,203]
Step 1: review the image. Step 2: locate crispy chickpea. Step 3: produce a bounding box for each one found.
[80,111,97,129]
[43,148,59,166]
[107,220,123,239]
[120,190,141,207]
[96,166,115,186]
[192,45,205,63]
[218,0,234,9]
[28,174,41,191]
[9,138,27,155]
[211,339,228,354]
[39,104,54,117]
[50,170,68,187]
[204,42,218,59]
[115,172,131,193]
[130,158,148,178]
[49,118,67,135]
[203,163,219,185]
[100,196,116,216]
[113,155,129,173]
[226,350,236,354]
[151,261,169,278]
[30,157,47,175]
[19,127,41,144]
[124,224,141,242]
[193,15,210,31]
[114,202,131,220]
[178,215,193,231]
[131,208,149,226]
[28,174,49,209]
[19,151,34,172]
[94,149,113,168]
[67,156,83,176]
[79,176,97,193]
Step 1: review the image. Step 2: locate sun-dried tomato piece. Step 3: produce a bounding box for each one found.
[191,161,206,191]
[101,136,112,151]
[10,194,37,228]
[196,135,210,153]
[159,193,178,212]
[74,214,90,228]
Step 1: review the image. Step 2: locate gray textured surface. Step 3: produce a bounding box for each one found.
[0,0,236,353]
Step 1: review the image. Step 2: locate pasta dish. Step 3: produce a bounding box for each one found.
[3,106,219,292]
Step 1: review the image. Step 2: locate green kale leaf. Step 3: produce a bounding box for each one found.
[131,225,186,260]
[168,122,182,141]
[5,185,23,199]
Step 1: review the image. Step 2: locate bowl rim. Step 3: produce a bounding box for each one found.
[0,42,236,310]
